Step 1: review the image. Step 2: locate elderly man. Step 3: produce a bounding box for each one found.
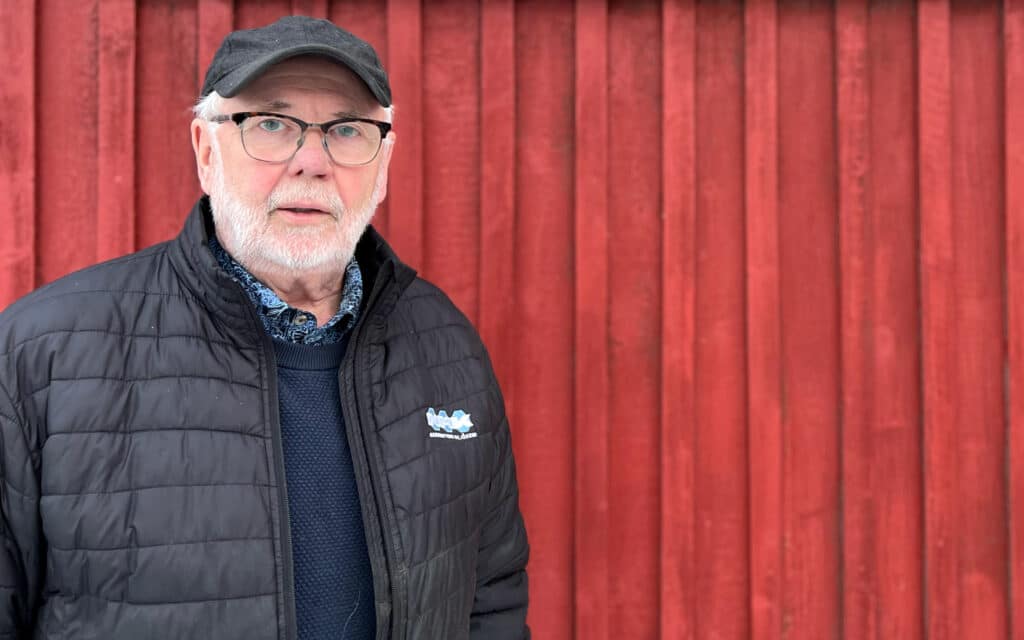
[0,16,529,640]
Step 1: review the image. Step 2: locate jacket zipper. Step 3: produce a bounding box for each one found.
[264,341,298,640]
[233,261,406,640]
[340,262,406,640]
[237,288,298,640]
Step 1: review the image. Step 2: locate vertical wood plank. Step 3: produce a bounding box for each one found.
[135,2,200,248]
[694,2,749,638]
[421,0,480,320]
[385,0,424,265]
[573,1,609,637]
[866,3,924,638]
[607,1,662,638]
[660,2,697,637]
[838,4,925,639]
[919,2,959,638]
[0,0,36,306]
[197,0,233,91]
[1006,3,1024,636]
[744,1,782,638]
[835,3,876,634]
[97,0,137,260]
[778,2,842,638]
[836,2,874,639]
[512,2,576,636]
[37,0,98,283]
[478,0,516,392]
[950,3,1009,637]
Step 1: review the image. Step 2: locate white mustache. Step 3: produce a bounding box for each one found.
[267,187,346,218]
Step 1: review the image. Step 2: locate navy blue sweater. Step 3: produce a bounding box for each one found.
[273,338,376,640]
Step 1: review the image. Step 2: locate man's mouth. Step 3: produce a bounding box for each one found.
[277,206,329,215]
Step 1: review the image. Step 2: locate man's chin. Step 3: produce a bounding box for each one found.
[248,242,352,274]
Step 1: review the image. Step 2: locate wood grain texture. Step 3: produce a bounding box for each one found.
[866,4,923,638]
[512,2,576,636]
[0,0,36,302]
[478,0,516,394]
[36,0,98,283]
[135,1,200,249]
[778,2,841,637]
[694,2,750,637]
[97,0,137,261]
[839,4,924,639]
[422,0,481,320]
[573,1,610,638]
[1006,3,1024,637]
[950,3,1009,637]
[660,1,697,638]
[744,1,782,638]
[837,3,874,638]
[919,2,959,639]
[607,1,662,637]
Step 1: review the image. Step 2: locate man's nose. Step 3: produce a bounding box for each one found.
[288,129,332,177]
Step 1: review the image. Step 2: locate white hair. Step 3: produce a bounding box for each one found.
[193,90,394,122]
[193,91,225,120]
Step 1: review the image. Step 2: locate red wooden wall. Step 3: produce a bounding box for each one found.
[1,1,1022,638]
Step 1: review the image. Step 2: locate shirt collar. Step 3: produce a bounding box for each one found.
[208,234,362,346]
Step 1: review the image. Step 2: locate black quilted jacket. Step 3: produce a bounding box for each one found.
[0,198,530,640]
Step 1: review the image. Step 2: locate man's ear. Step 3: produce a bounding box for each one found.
[191,118,215,194]
[373,132,396,204]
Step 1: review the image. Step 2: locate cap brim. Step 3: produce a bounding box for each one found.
[213,44,391,107]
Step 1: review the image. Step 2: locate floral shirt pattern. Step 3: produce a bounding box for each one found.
[209,236,362,346]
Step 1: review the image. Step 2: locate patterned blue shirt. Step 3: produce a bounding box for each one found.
[209,236,362,345]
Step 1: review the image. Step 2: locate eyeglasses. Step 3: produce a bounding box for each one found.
[209,112,392,166]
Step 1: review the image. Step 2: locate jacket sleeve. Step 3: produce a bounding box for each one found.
[469,406,530,639]
[0,381,42,639]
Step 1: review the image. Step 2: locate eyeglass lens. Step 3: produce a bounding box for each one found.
[240,115,382,165]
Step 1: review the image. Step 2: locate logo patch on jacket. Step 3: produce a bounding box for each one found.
[426,408,477,440]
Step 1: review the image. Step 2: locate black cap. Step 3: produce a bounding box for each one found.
[200,16,391,107]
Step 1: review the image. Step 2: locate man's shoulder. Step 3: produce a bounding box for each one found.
[398,277,475,330]
[385,275,492,359]
[0,241,176,346]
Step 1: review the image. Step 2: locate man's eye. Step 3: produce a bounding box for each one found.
[257,118,287,132]
[331,124,362,139]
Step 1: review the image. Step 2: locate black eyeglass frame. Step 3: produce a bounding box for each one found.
[209,111,393,166]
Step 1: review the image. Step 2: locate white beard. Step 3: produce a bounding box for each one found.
[206,141,382,277]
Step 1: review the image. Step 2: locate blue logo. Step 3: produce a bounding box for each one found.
[426,408,477,440]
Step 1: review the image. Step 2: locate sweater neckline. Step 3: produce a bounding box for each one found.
[272,338,348,370]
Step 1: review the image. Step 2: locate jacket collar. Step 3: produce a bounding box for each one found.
[167,196,417,340]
